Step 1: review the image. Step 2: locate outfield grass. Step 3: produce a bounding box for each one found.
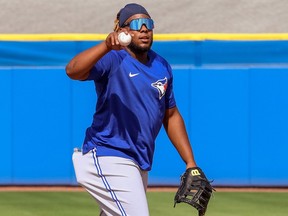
[0,191,288,216]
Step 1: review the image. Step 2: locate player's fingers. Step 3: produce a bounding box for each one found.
[105,33,113,48]
[106,32,121,49]
[109,33,116,46]
[113,33,120,45]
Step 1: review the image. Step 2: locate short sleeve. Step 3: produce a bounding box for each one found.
[165,64,176,109]
[85,51,115,81]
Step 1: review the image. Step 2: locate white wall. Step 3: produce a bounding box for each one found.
[1,0,288,33]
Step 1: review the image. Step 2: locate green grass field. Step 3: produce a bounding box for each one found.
[0,191,288,216]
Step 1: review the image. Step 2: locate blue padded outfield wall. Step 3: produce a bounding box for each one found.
[1,37,288,186]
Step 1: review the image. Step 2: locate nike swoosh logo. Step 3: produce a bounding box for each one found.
[129,72,140,77]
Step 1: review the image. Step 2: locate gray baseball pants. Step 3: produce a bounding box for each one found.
[72,148,149,216]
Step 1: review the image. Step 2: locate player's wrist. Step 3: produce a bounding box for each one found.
[185,161,197,169]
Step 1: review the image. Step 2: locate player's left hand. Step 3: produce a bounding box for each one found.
[174,167,214,216]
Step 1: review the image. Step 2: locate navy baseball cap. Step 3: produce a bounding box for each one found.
[119,3,150,27]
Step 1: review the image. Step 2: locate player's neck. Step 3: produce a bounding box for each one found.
[135,53,149,64]
[126,48,149,64]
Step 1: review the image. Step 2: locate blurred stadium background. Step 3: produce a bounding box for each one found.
[1,0,288,187]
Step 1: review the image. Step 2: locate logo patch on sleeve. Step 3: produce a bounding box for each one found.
[151,77,168,99]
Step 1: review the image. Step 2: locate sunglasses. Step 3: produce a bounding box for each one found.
[122,18,154,31]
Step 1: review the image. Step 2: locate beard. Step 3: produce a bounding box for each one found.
[128,39,153,54]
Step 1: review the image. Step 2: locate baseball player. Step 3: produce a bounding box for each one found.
[66,3,205,216]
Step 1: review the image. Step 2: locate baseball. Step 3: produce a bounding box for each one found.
[118,32,132,46]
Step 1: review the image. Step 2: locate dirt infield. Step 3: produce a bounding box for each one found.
[1,186,288,192]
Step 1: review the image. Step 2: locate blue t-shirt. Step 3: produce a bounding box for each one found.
[82,49,176,171]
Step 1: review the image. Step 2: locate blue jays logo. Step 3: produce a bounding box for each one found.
[151,77,168,99]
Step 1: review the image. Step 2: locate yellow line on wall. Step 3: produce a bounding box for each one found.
[1,33,288,41]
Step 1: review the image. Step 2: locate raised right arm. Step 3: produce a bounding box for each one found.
[65,32,122,80]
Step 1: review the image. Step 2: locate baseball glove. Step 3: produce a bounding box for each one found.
[174,167,214,216]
